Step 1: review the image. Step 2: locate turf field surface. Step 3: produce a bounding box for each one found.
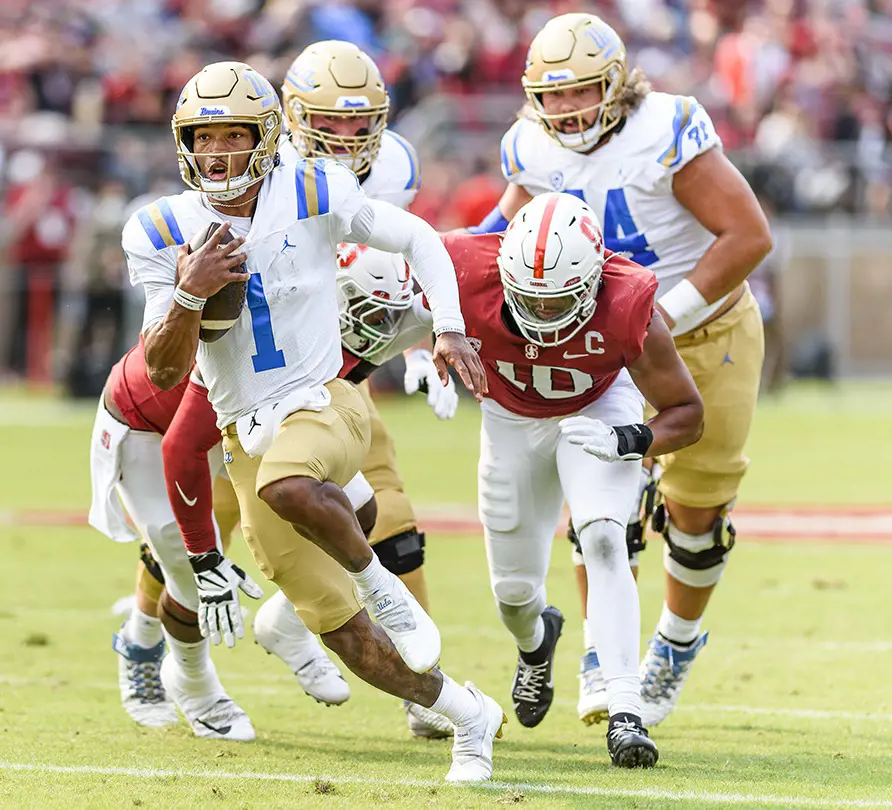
[0,383,890,809]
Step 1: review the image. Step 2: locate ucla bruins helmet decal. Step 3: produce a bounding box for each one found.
[523,14,629,151]
[172,62,282,200]
[282,41,390,175]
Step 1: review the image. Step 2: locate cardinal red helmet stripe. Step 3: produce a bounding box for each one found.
[533,195,560,279]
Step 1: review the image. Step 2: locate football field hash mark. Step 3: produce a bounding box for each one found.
[1,762,890,807]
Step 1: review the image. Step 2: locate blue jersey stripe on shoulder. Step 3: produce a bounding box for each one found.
[314,161,329,216]
[295,164,308,219]
[511,125,525,173]
[157,199,184,245]
[137,208,167,251]
[386,130,419,190]
[657,97,696,168]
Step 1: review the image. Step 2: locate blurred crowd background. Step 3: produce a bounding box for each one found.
[1,0,890,395]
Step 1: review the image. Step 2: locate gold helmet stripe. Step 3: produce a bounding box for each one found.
[658,97,696,169]
[295,159,330,219]
[137,200,185,250]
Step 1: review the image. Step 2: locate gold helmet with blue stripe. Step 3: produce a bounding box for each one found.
[523,13,629,151]
[282,41,390,176]
[172,62,282,201]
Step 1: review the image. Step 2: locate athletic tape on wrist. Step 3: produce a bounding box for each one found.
[174,287,207,311]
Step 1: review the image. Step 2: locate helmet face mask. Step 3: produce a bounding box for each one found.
[336,244,413,359]
[498,192,605,348]
[283,41,390,176]
[172,62,282,201]
[523,14,628,152]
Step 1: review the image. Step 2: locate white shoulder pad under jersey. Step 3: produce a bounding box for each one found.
[362,129,422,209]
[502,94,725,334]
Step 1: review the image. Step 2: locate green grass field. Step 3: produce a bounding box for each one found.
[1,383,891,808]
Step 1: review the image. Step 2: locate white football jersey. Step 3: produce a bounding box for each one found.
[501,92,725,334]
[123,158,367,427]
[279,128,421,210]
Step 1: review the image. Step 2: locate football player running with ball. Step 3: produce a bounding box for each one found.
[162,41,455,739]
[440,193,703,766]
[474,13,772,727]
[125,61,503,782]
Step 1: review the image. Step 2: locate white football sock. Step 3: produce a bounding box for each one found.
[163,631,211,679]
[348,554,392,597]
[579,520,641,717]
[583,617,596,654]
[496,595,545,653]
[124,606,163,649]
[430,674,479,727]
[657,603,702,646]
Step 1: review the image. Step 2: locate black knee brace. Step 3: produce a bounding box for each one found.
[139,542,165,585]
[653,504,737,571]
[373,529,425,575]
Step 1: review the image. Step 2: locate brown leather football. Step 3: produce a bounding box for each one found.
[188,221,247,343]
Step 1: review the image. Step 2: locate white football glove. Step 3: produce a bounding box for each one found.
[559,416,652,462]
[189,551,263,647]
[403,348,459,420]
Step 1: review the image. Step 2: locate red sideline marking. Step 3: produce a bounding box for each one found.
[5,507,892,543]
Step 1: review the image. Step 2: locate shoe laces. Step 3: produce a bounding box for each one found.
[513,659,549,703]
[607,719,642,743]
[579,661,605,694]
[125,659,166,704]
[297,656,341,686]
[407,702,453,734]
[641,643,689,700]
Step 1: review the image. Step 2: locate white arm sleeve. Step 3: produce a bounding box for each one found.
[345,199,465,335]
[141,280,175,333]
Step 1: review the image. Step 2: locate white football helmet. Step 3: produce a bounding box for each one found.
[336,244,414,358]
[498,192,605,347]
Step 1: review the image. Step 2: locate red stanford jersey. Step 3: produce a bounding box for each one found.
[107,339,188,434]
[442,232,658,418]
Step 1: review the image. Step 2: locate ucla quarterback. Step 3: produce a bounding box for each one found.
[474,14,772,727]
[253,40,452,738]
[124,61,504,783]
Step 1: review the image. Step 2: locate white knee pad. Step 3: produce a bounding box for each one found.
[577,519,627,573]
[662,516,734,588]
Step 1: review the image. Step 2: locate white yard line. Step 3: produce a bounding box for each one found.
[0,762,889,807]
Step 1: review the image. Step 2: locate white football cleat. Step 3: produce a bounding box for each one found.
[253,592,350,705]
[405,700,453,739]
[445,683,506,783]
[363,573,441,674]
[112,630,178,727]
[160,655,255,741]
[577,650,609,726]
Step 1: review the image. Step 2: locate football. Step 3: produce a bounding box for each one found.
[189,221,248,343]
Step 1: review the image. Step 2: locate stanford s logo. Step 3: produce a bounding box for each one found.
[524,344,539,360]
[467,337,482,353]
[100,430,111,450]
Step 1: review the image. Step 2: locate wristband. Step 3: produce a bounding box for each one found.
[657,279,708,333]
[613,424,654,459]
[188,550,224,573]
[174,286,207,311]
[433,326,466,337]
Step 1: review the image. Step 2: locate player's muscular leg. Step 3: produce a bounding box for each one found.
[662,500,724,619]
[159,590,203,643]
[322,611,441,706]
[259,477,373,573]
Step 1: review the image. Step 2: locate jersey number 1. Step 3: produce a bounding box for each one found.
[247,275,286,373]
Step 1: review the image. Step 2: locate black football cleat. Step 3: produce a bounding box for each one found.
[511,606,564,728]
[606,714,659,768]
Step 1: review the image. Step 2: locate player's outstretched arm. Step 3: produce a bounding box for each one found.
[144,223,249,390]
[349,199,488,399]
[559,312,703,463]
[627,311,704,457]
[661,150,772,331]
